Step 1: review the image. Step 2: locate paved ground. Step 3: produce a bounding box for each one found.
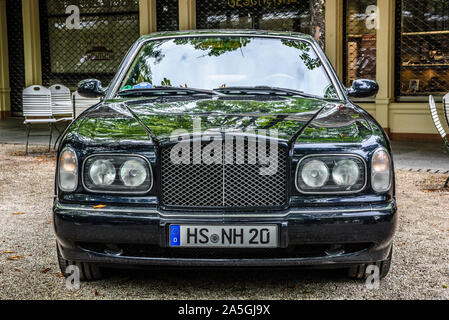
[0,143,448,300]
[0,117,69,147]
[391,141,449,172]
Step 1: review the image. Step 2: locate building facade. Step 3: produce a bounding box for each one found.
[0,0,448,140]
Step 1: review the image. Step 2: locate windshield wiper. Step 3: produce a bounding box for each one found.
[117,86,220,97]
[213,86,323,99]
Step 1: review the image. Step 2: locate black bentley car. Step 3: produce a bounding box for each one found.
[54,30,396,281]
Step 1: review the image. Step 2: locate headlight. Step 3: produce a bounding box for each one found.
[58,147,78,192]
[89,159,116,186]
[301,160,329,188]
[296,155,366,193]
[371,148,391,192]
[83,155,152,193]
[120,159,148,187]
[332,159,360,186]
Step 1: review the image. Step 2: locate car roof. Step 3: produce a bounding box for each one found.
[138,29,316,42]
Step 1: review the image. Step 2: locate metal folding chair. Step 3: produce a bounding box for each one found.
[22,85,57,155]
[72,91,101,120]
[50,84,72,120]
[50,84,72,148]
[443,92,449,129]
[429,95,449,188]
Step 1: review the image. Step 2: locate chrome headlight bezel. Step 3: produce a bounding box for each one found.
[295,154,367,194]
[82,154,153,194]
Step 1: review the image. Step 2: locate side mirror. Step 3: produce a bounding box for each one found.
[347,79,379,98]
[77,79,106,98]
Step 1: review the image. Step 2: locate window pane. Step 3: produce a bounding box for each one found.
[196,0,325,48]
[344,0,377,88]
[40,0,140,88]
[397,0,449,98]
[156,0,179,31]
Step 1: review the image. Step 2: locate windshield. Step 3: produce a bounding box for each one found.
[118,36,339,99]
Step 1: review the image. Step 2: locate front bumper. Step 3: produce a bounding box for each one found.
[54,200,397,268]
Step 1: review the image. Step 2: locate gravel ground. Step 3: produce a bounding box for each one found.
[0,143,448,300]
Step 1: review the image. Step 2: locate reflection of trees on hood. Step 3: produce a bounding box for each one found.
[173,37,251,57]
[125,41,166,86]
[125,97,330,140]
[281,40,322,70]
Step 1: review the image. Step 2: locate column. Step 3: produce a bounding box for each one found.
[375,0,395,131]
[324,0,344,80]
[22,0,42,87]
[0,0,10,119]
[178,0,196,31]
[139,0,157,35]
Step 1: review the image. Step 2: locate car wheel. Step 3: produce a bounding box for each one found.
[347,246,393,279]
[56,243,103,281]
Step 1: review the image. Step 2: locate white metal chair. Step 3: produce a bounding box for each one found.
[23,85,57,154]
[72,91,101,120]
[443,92,449,129]
[50,84,74,149]
[429,95,449,188]
[50,84,72,120]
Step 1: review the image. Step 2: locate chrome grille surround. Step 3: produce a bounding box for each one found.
[160,138,288,210]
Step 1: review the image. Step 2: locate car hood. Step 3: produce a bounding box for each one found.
[74,96,373,144]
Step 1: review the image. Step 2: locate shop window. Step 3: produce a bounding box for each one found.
[195,0,325,48]
[156,0,179,31]
[343,0,377,89]
[396,0,449,100]
[39,0,140,88]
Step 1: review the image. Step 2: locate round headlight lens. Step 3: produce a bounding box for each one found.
[120,159,148,187]
[301,160,329,188]
[89,159,116,186]
[332,159,360,186]
[59,148,78,192]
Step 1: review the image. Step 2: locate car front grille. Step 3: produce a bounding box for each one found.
[160,138,288,210]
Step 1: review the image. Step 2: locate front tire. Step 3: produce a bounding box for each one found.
[56,243,103,281]
[347,246,393,279]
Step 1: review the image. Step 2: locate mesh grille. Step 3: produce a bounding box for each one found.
[6,0,25,115]
[396,0,449,98]
[343,0,377,88]
[195,0,325,48]
[161,139,288,209]
[39,0,140,88]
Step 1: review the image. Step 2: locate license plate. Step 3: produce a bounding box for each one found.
[169,225,278,248]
